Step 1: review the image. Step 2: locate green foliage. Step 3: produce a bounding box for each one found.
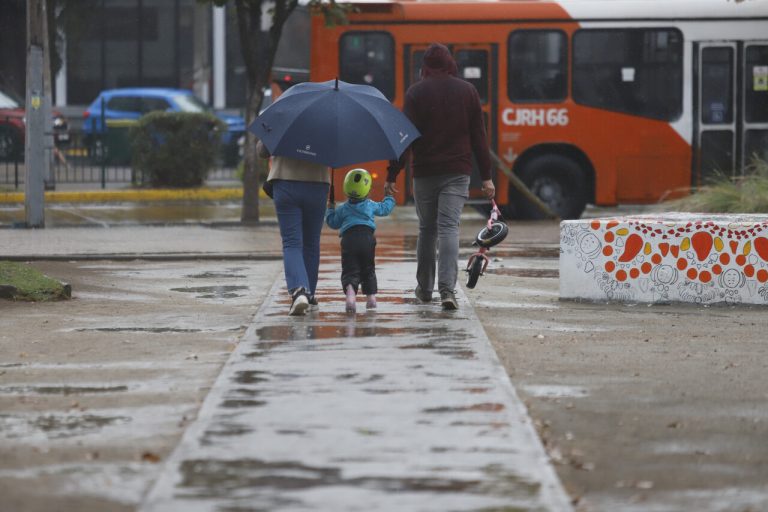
[675,158,768,213]
[308,0,356,26]
[0,261,69,301]
[130,112,225,188]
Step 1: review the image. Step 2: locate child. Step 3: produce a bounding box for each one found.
[325,168,395,313]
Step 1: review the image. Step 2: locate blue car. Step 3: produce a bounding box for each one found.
[82,87,245,165]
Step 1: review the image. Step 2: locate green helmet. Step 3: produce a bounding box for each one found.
[343,168,372,199]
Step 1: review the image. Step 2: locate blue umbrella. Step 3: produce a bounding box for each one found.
[248,79,419,169]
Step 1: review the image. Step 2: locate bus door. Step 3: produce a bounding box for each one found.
[695,41,768,184]
[404,43,498,202]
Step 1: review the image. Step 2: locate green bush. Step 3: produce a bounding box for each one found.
[130,112,225,188]
[675,157,768,213]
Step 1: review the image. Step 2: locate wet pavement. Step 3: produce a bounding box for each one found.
[141,253,571,511]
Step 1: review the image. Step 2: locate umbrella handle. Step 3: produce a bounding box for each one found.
[329,168,335,205]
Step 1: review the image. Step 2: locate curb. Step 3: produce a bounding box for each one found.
[0,187,248,204]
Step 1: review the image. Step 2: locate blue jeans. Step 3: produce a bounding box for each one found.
[272,180,330,295]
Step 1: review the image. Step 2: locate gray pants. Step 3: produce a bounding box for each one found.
[413,174,470,295]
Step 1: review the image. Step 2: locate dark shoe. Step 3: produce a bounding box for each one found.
[289,287,309,316]
[415,284,432,303]
[308,295,319,311]
[440,289,458,310]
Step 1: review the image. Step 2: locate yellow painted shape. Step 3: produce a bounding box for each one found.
[744,240,752,255]
[644,242,652,255]
[681,237,690,251]
[714,237,724,252]
[616,228,629,236]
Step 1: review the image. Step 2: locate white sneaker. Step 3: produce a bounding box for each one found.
[289,288,309,316]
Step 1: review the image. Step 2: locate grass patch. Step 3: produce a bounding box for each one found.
[0,261,70,301]
[673,158,768,213]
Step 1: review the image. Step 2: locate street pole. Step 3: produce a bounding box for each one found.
[25,0,49,228]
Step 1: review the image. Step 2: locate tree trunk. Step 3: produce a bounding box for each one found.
[240,86,263,223]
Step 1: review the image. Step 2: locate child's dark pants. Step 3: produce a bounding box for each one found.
[340,225,377,295]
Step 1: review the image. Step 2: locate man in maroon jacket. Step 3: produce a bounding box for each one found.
[385,43,495,310]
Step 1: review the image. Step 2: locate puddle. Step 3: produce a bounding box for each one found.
[77,327,203,333]
[185,271,247,279]
[0,413,131,439]
[522,385,589,398]
[257,323,470,342]
[176,458,536,497]
[487,268,559,279]
[220,399,267,408]
[423,403,505,414]
[0,385,128,395]
[233,371,269,385]
[170,285,249,299]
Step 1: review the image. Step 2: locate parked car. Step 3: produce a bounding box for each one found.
[0,89,70,162]
[82,88,245,166]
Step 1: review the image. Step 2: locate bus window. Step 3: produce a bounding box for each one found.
[701,47,734,125]
[339,32,395,100]
[573,28,683,120]
[455,50,489,104]
[410,51,425,87]
[508,30,567,102]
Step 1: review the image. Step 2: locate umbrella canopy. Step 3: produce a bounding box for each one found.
[248,79,419,168]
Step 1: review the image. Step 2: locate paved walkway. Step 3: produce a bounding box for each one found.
[140,253,572,511]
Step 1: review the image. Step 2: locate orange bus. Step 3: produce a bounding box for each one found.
[305,0,768,218]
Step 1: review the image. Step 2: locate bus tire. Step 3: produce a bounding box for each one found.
[514,154,588,220]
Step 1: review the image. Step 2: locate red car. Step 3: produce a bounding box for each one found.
[0,89,69,162]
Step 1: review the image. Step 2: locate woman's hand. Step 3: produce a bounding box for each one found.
[384,181,398,196]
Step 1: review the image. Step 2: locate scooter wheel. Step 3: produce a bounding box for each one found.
[475,221,509,249]
[466,255,484,289]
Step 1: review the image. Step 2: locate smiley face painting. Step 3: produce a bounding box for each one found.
[560,214,768,305]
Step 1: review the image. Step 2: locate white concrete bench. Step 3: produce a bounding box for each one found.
[560,213,768,305]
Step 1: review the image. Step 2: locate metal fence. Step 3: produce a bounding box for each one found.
[0,123,239,190]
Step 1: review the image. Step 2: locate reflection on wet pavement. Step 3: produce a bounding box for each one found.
[141,261,572,511]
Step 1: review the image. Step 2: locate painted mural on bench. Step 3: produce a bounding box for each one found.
[559,214,768,305]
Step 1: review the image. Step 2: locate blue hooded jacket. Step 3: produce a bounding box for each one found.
[325,196,396,235]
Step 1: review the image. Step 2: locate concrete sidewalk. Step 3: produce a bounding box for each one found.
[141,256,572,511]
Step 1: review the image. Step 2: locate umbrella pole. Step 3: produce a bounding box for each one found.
[329,168,335,205]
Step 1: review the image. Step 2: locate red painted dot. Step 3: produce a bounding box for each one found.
[616,270,628,282]
[641,262,652,274]
[676,258,688,270]
[720,253,731,265]
[629,268,640,279]
[745,265,755,278]
[605,261,616,272]
[602,246,613,257]
[757,269,768,283]
[699,271,712,283]
[713,264,723,275]
[652,254,662,265]
[687,268,698,280]
[591,220,601,230]
[736,255,747,266]
[604,232,615,243]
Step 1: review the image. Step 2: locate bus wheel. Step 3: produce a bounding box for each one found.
[515,154,588,220]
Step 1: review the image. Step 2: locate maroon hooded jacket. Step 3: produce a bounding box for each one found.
[387,43,492,182]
